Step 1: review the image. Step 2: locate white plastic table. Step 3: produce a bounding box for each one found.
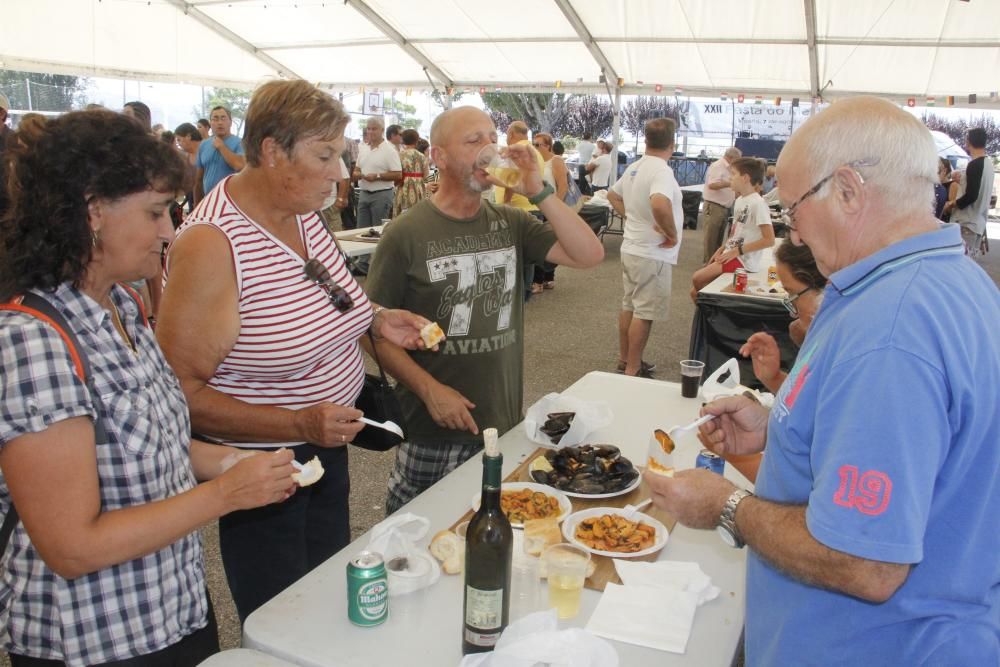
[698,246,783,303]
[199,648,297,666]
[244,372,749,667]
[333,226,383,259]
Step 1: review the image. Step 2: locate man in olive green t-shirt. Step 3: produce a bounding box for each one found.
[366,107,604,513]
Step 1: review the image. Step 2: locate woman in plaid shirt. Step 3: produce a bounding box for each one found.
[0,111,298,666]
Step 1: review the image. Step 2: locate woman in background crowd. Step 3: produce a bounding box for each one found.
[393,128,428,216]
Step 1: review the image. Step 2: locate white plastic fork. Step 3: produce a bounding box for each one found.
[622,497,653,521]
[358,416,404,438]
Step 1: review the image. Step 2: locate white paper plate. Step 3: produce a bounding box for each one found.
[470,482,573,528]
[561,507,669,559]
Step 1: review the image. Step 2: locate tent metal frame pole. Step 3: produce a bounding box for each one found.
[343,0,454,90]
[552,0,620,87]
[804,0,820,98]
[164,0,301,80]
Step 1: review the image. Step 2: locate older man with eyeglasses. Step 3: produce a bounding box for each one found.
[645,96,1000,665]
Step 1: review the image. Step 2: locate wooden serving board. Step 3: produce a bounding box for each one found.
[339,232,381,243]
[449,447,677,592]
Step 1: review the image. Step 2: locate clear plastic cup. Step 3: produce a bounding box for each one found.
[679,360,706,398]
[475,143,521,189]
[543,543,590,619]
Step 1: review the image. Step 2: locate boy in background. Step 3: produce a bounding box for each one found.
[691,157,775,298]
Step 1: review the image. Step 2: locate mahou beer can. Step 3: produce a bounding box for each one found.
[767,265,778,285]
[733,269,749,293]
[347,550,389,626]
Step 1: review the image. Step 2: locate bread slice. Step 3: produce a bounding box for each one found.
[420,322,445,348]
[523,517,562,557]
[292,456,325,486]
[429,529,464,574]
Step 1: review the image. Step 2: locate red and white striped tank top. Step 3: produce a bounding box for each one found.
[168,177,372,448]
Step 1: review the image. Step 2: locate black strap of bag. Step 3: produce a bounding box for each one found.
[351,330,407,451]
[0,293,114,556]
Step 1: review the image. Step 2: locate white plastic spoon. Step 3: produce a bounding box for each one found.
[668,414,715,441]
[358,416,404,438]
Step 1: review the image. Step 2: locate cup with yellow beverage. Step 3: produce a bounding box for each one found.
[543,543,590,619]
[475,143,522,189]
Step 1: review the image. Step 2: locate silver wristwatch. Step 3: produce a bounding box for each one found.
[717,489,753,548]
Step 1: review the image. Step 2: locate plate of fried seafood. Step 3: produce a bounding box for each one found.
[528,444,641,499]
[562,507,668,558]
[470,482,572,528]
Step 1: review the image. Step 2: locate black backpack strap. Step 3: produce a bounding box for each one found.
[0,292,106,557]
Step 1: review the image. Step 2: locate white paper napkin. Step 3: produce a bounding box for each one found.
[460,610,619,667]
[584,561,719,654]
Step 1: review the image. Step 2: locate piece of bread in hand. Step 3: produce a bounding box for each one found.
[420,322,445,349]
[429,529,464,574]
[292,456,325,486]
[523,517,562,557]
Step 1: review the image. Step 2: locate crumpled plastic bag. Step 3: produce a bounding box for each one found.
[366,513,440,596]
[523,393,614,448]
[460,609,619,667]
[701,358,774,408]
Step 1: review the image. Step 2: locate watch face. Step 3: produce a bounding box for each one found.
[717,524,738,548]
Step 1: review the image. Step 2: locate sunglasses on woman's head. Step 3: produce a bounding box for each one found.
[303,258,354,313]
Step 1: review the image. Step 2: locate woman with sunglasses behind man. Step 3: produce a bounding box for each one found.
[157,80,433,622]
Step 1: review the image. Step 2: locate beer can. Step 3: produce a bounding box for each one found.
[767,265,778,285]
[695,449,725,475]
[733,269,749,293]
[347,550,389,626]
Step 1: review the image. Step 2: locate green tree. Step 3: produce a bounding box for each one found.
[481,92,574,135]
[563,95,614,141]
[0,70,87,112]
[621,97,678,152]
[923,112,1000,155]
[356,98,423,134]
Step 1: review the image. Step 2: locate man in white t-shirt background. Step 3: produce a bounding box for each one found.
[354,116,402,228]
[691,157,775,299]
[587,141,614,190]
[607,118,683,378]
[701,147,742,262]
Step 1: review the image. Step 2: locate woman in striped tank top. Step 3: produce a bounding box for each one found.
[157,81,436,622]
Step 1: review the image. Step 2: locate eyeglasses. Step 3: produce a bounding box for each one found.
[532,142,544,148]
[303,258,354,313]
[784,158,880,231]
[781,286,815,318]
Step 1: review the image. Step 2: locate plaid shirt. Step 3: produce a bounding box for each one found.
[0,283,208,666]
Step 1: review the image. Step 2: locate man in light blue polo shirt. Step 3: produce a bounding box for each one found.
[194,105,245,203]
[645,96,1000,665]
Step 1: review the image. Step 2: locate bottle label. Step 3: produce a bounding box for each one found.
[464,628,500,648]
[465,586,503,631]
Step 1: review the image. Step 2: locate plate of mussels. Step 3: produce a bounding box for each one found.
[528,444,641,499]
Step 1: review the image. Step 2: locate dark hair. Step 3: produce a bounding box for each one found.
[416,138,430,154]
[938,156,951,175]
[123,101,152,130]
[583,132,592,140]
[197,118,210,128]
[967,127,987,149]
[160,130,175,145]
[731,157,765,186]
[401,128,420,146]
[386,124,403,139]
[174,122,202,142]
[553,140,564,156]
[644,117,676,150]
[210,106,232,119]
[0,110,188,299]
[775,239,825,290]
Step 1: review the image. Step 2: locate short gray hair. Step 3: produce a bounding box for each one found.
[724,147,742,162]
[798,97,937,216]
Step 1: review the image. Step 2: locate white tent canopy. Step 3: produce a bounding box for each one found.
[2,0,999,107]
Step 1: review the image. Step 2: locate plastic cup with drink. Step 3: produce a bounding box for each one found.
[475,144,522,190]
[543,543,590,619]
[679,360,705,398]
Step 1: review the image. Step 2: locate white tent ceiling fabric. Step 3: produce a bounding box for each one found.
[2,0,998,106]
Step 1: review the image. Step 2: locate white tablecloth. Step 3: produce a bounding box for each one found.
[199,649,297,666]
[243,372,749,667]
[334,226,383,258]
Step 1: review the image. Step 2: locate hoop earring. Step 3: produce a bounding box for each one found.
[91,230,100,248]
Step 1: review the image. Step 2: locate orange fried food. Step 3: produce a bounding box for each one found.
[653,429,676,454]
[500,489,561,523]
[574,514,656,553]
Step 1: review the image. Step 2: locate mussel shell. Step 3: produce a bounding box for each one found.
[593,444,621,460]
[530,470,551,484]
[568,478,605,494]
